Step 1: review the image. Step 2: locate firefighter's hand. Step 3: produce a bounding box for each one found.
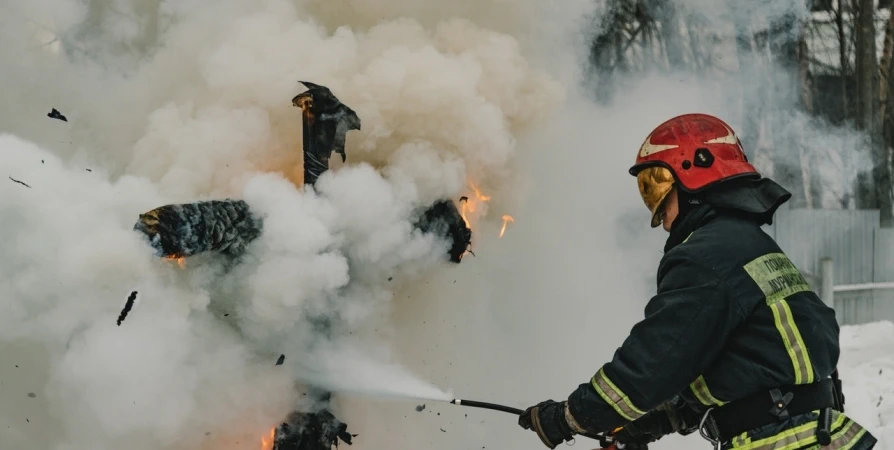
[518,400,575,449]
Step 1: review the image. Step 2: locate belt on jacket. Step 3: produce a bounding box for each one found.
[698,373,845,446]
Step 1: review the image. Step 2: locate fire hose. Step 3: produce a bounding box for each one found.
[449,399,629,449]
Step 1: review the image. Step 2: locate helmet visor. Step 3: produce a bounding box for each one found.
[636,166,675,228]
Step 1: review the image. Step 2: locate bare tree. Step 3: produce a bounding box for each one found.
[880,5,894,225]
[836,0,850,120]
[854,0,893,225]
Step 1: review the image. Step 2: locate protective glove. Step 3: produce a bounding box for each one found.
[518,400,575,449]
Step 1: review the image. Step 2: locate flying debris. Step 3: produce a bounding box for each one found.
[292,81,361,187]
[47,108,67,122]
[415,200,472,263]
[276,354,286,366]
[133,200,263,260]
[117,291,138,326]
[9,176,31,188]
[499,215,515,238]
[270,410,353,450]
[416,404,426,412]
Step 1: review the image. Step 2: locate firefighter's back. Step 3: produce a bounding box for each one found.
[675,210,876,449]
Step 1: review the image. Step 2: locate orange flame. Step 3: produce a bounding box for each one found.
[460,181,491,227]
[261,427,275,450]
[499,215,515,238]
[165,255,186,269]
[460,198,470,227]
[468,181,491,202]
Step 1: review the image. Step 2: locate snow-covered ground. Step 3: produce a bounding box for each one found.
[838,321,894,448]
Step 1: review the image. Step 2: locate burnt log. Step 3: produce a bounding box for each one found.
[273,410,353,450]
[415,200,472,263]
[133,198,470,263]
[133,199,262,258]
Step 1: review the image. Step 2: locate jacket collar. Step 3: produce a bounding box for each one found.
[663,203,717,253]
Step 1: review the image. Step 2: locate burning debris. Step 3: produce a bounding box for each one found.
[415,200,472,263]
[117,291,138,326]
[9,176,30,188]
[133,83,471,264]
[133,199,263,259]
[292,81,361,187]
[268,410,354,450]
[499,214,514,238]
[139,198,474,264]
[47,108,67,122]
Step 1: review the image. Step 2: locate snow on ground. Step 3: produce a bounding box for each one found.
[838,320,894,448]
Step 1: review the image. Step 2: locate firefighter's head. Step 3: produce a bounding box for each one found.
[628,113,760,231]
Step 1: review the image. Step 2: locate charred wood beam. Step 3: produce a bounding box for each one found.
[134,197,471,263]
[273,410,353,450]
[292,81,361,187]
[134,199,262,258]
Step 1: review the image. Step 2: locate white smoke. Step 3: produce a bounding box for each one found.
[0,1,877,450]
[1,1,576,449]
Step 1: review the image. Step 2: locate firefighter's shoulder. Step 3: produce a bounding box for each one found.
[665,214,785,282]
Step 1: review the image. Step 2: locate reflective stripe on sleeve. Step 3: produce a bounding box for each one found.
[590,367,646,422]
[743,253,815,384]
[689,375,726,406]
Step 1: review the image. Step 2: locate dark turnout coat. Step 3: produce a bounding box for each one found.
[566,203,876,449]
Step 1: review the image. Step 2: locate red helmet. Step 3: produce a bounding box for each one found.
[629,114,759,227]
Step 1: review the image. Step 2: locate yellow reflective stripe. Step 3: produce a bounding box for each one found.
[590,368,645,421]
[828,420,864,450]
[743,253,815,384]
[732,420,816,450]
[831,410,848,430]
[779,300,814,384]
[730,413,860,450]
[689,375,726,406]
[731,431,751,447]
[769,300,814,384]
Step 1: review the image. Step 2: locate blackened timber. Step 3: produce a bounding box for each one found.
[292,82,361,187]
[134,197,468,263]
[272,410,353,450]
[415,200,472,263]
[133,199,263,259]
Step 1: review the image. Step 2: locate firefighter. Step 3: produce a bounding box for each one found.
[518,114,877,450]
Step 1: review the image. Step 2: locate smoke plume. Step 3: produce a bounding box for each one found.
[0,1,877,450]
